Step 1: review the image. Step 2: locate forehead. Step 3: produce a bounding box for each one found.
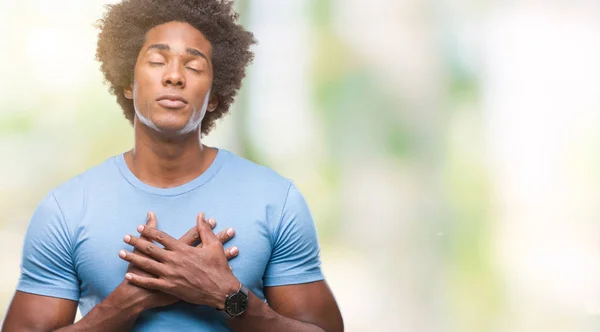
[144,21,212,55]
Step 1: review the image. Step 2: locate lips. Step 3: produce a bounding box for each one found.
[156,94,188,109]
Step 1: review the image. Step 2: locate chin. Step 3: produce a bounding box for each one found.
[148,112,187,128]
[154,119,201,136]
[136,107,200,136]
[152,121,191,133]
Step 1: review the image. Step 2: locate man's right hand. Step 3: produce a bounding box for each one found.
[120,212,239,310]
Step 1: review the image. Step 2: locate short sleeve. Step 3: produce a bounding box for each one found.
[16,192,80,300]
[263,184,325,286]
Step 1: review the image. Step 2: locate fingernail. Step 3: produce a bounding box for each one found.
[137,225,145,232]
[125,273,133,280]
[208,219,216,227]
[146,212,151,222]
[227,228,235,236]
[119,250,127,258]
[231,247,239,255]
[123,235,131,243]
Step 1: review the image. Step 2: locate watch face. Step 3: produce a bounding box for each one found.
[226,292,249,316]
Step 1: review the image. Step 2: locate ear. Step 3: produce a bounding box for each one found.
[207,95,219,112]
[124,85,133,100]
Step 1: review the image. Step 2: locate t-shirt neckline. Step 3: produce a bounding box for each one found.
[114,148,227,196]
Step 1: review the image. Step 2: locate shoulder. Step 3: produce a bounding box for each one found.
[219,149,314,221]
[46,155,121,224]
[220,149,294,197]
[51,155,119,197]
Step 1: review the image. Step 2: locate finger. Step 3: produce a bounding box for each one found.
[224,246,239,260]
[125,272,170,292]
[196,213,220,247]
[119,250,167,276]
[215,228,235,245]
[123,234,169,261]
[178,225,200,247]
[131,212,158,255]
[137,224,183,251]
[178,212,216,246]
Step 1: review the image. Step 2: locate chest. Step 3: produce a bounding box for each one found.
[71,196,274,304]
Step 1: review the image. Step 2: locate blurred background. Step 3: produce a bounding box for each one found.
[1,0,600,331]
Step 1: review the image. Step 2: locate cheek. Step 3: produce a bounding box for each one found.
[133,66,158,91]
[191,91,211,111]
[131,81,141,100]
[132,79,152,102]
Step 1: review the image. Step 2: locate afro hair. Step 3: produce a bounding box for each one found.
[95,0,256,134]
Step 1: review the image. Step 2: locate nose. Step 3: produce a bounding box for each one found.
[162,63,185,88]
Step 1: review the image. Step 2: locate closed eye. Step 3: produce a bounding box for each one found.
[186,67,200,73]
[149,62,165,66]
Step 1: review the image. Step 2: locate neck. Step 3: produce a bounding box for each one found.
[124,117,217,188]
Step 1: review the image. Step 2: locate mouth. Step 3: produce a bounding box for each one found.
[156,94,188,109]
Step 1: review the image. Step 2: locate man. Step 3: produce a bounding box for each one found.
[2,1,343,331]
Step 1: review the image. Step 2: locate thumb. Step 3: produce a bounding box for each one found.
[146,211,157,229]
[196,212,217,246]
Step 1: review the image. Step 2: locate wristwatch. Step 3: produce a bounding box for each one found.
[222,283,249,318]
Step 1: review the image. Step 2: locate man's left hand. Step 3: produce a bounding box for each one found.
[118,212,240,310]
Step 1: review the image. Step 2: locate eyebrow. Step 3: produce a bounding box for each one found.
[146,43,209,63]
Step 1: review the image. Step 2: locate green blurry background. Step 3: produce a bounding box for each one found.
[1,1,600,331]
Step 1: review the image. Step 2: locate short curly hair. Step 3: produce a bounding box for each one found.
[95,0,256,135]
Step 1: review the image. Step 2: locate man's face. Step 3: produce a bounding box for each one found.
[125,21,217,136]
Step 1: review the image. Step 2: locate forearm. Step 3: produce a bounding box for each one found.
[228,292,325,332]
[57,282,150,332]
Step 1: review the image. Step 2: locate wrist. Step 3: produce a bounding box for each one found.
[226,278,241,296]
[220,281,249,318]
[217,277,241,310]
[113,281,154,313]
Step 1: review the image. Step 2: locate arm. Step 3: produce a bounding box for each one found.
[4,211,237,331]
[2,293,77,331]
[123,211,343,332]
[228,281,343,332]
[124,240,343,332]
[2,212,168,332]
[2,284,150,332]
[3,280,343,332]
[227,183,342,331]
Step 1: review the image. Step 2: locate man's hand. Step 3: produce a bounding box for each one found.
[119,212,239,310]
[119,212,240,309]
